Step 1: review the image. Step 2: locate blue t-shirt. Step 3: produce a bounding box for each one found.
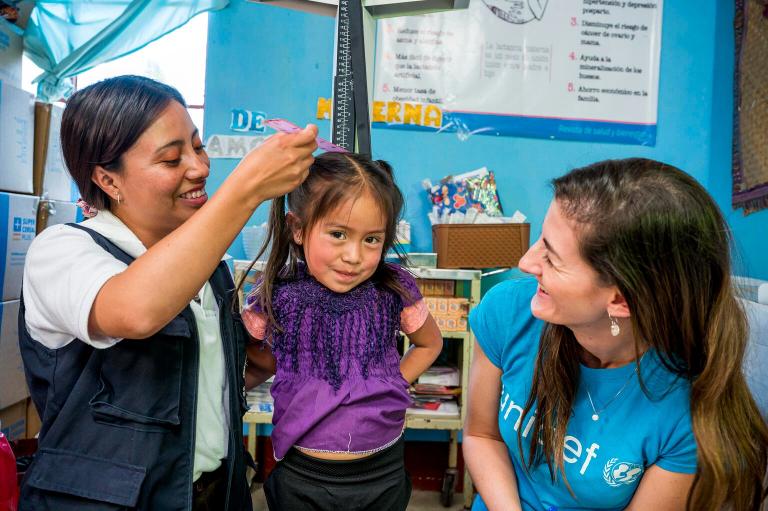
[468,278,697,511]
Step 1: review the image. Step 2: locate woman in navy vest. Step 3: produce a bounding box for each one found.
[18,75,317,510]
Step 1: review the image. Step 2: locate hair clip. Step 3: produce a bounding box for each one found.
[76,198,98,218]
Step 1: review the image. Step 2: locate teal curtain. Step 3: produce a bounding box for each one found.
[24,0,229,101]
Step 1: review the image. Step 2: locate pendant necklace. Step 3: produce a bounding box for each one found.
[584,353,646,421]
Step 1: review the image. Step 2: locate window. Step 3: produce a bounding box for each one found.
[21,13,208,133]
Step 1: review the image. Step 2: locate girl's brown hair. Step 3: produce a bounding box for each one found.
[237,152,409,328]
[518,158,767,510]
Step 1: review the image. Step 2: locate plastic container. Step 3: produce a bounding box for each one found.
[242,223,270,261]
[431,223,530,269]
[395,220,411,253]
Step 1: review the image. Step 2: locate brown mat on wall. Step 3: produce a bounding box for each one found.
[733,0,768,214]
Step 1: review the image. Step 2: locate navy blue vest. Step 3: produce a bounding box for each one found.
[17,225,253,510]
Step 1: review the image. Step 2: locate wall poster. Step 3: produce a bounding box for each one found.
[373,0,663,145]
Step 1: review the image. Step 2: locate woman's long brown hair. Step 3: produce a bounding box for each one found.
[518,158,767,510]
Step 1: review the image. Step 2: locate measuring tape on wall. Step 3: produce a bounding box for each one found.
[331,0,371,155]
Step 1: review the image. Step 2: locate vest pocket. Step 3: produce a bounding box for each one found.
[89,317,188,432]
[25,448,145,509]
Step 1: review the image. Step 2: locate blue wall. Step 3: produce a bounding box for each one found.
[707,0,767,279]
[205,0,767,280]
[204,2,337,258]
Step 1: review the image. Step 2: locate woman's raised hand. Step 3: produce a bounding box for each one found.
[233,124,318,208]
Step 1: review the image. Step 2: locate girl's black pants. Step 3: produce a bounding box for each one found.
[263,437,411,511]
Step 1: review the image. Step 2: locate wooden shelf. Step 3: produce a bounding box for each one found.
[243,410,273,424]
[405,413,462,430]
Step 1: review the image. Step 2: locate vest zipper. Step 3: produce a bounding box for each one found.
[217,293,237,511]
[186,308,201,511]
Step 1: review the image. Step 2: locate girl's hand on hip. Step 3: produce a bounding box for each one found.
[234,124,318,208]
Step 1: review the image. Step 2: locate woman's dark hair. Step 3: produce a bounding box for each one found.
[60,75,186,210]
[517,158,768,510]
[236,152,408,327]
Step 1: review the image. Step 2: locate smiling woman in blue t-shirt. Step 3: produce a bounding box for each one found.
[463,158,768,511]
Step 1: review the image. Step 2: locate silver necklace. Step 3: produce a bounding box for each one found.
[583,353,645,421]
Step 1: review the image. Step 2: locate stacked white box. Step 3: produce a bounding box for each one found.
[0,192,38,301]
[0,82,35,194]
[0,300,27,408]
[0,19,22,88]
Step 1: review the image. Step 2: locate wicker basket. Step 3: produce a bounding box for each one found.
[432,223,530,269]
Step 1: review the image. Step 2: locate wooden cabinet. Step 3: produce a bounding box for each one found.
[403,266,480,508]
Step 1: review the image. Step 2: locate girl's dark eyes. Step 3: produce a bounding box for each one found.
[542,253,553,266]
[327,231,382,243]
[194,144,206,153]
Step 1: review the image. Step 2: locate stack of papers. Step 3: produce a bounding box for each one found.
[417,366,460,387]
[409,369,461,417]
[408,400,459,417]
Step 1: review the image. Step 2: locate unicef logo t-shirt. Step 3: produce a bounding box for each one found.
[469,278,697,511]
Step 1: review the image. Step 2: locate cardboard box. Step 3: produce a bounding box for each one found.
[417,279,455,297]
[424,297,469,316]
[0,193,38,301]
[0,19,23,88]
[0,82,34,194]
[33,102,78,201]
[0,300,27,409]
[36,199,81,234]
[424,297,469,332]
[0,399,39,442]
[434,316,468,332]
[26,397,40,439]
[0,399,26,441]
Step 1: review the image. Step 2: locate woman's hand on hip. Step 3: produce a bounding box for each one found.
[233,124,318,208]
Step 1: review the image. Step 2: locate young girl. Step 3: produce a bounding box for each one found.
[240,152,443,510]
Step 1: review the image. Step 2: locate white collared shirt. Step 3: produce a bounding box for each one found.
[23,210,229,479]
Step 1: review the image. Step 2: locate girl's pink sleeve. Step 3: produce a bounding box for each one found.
[400,299,429,334]
[242,309,267,340]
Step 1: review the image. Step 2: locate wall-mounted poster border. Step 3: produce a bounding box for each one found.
[373,0,663,146]
[732,0,768,214]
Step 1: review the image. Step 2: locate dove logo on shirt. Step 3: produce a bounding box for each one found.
[602,458,644,487]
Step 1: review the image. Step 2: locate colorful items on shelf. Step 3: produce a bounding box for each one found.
[424,167,503,220]
[410,367,461,417]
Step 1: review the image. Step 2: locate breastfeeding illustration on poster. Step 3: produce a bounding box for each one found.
[373,0,663,145]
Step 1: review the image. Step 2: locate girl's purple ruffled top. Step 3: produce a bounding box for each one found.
[246,264,420,460]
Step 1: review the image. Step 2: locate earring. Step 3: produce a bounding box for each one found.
[609,313,620,337]
[116,192,122,205]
